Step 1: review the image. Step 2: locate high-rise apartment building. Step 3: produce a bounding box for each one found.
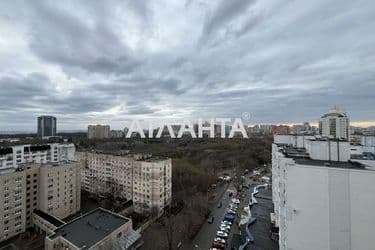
[272,135,375,250]
[0,143,75,170]
[37,116,57,138]
[87,125,110,139]
[77,152,172,215]
[0,161,81,242]
[319,107,349,139]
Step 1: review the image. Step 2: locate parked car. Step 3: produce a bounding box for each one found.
[220,224,231,230]
[208,216,214,224]
[214,237,226,245]
[227,209,237,215]
[224,214,235,223]
[217,202,222,208]
[216,231,229,238]
[222,220,232,226]
[219,226,230,233]
[211,242,225,249]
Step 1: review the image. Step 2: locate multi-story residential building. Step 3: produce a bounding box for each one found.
[272,135,375,250]
[38,162,81,219]
[77,152,172,215]
[0,161,81,242]
[133,158,172,215]
[87,125,110,139]
[0,143,75,170]
[0,168,26,240]
[78,152,133,200]
[319,107,349,139]
[37,116,57,138]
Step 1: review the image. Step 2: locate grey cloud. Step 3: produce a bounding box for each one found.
[200,0,257,45]
[24,1,142,75]
[0,0,375,130]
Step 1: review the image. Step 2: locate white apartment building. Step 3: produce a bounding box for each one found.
[319,107,350,139]
[359,135,375,147]
[87,125,110,139]
[0,161,81,242]
[272,135,375,250]
[77,152,172,215]
[0,143,75,170]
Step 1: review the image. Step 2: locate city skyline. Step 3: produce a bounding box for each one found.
[1,0,375,131]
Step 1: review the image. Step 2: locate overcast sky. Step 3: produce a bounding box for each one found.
[0,0,375,131]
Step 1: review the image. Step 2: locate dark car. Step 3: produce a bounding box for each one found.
[208,216,215,224]
[217,202,222,208]
[212,241,225,249]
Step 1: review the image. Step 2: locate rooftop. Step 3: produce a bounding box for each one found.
[34,210,65,227]
[277,144,368,170]
[294,158,366,170]
[138,156,169,162]
[48,208,129,249]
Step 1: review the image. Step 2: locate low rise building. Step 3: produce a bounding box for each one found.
[272,135,375,250]
[45,207,140,250]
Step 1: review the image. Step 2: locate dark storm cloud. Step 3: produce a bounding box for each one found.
[0,0,375,130]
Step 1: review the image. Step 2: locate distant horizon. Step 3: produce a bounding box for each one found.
[0,1,374,131]
[1,120,375,135]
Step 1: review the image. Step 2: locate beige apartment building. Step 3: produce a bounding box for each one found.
[87,125,110,139]
[77,152,172,215]
[78,152,134,200]
[38,162,81,219]
[0,161,81,242]
[132,158,172,215]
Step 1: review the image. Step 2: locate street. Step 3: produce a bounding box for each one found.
[182,173,278,250]
[182,182,235,250]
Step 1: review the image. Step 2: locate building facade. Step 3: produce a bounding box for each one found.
[78,152,134,201]
[272,135,375,250]
[0,161,81,242]
[0,143,76,170]
[133,158,172,215]
[319,107,349,139]
[87,125,110,139]
[37,116,57,138]
[77,152,172,215]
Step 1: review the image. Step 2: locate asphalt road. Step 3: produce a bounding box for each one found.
[182,183,236,250]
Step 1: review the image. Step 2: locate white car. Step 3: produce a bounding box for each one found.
[219,228,230,234]
[222,220,232,226]
[214,237,226,244]
[216,231,228,238]
[220,224,231,230]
